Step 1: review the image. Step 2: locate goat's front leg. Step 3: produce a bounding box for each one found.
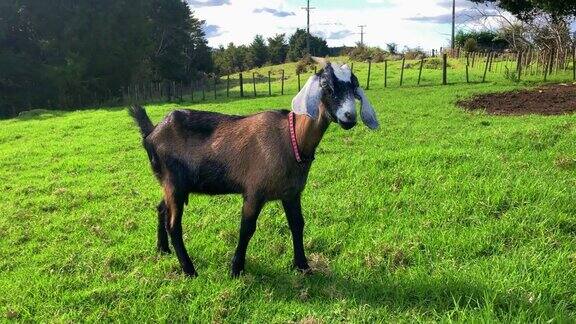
[231,195,264,277]
[282,195,310,272]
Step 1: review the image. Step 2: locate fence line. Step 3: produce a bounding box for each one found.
[119,49,576,105]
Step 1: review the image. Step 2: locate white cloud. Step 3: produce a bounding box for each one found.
[192,0,494,50]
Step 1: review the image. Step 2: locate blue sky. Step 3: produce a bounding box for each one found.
[187,0,505,50]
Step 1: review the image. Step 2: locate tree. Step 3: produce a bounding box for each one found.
[0,0,214,117]
[454,30,509,51]
[267,34,288,64]
[470,0,576,20]
[149,0,213,81]
[287,29,328,61]
[0,0,153,116]
[248,35,268,68]
[386,43,398,55]
[464,38,479,52]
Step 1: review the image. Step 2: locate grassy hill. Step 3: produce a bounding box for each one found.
[1,58,575,322]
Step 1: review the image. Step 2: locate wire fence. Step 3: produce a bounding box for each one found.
[124,47,576,105]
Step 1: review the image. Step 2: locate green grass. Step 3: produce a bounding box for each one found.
[1,58,576,322]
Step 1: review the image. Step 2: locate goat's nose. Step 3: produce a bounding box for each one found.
[344,112,353,120]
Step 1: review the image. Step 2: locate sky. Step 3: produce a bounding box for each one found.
[189,0,508,50]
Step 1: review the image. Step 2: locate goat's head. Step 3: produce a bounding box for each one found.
[291,57,379,130]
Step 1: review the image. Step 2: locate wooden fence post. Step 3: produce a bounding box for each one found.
[400,57,406,86]
[516,51,523,81]
[442,53,448,85]
[253,72,257,97]
[544,51,549,81]
[573,45,576,81]
[555,49,560,74]
[535,52,541,75]
[482,52,491,83]
[226,75,230,98]
[466,53,470,83]
[202,78,206,101]
[239,73,244,98]
[384,60,388,88]
[281,70,285,95]
[366,60,372,90]
[471,52,476,68]
[297,73,301,91]
[548,49,555,75]
[179,81,183,102]
[190,79,194,102]
[418,57,424,85]
[268,71,272,96]
[213,75,217,100]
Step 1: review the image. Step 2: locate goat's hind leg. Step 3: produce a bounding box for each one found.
[156,200,171,254]
[164,185,197,277]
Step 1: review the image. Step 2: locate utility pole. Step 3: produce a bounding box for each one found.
[358,25,367,46]
[451,0,456,49]
[301,0,316,55]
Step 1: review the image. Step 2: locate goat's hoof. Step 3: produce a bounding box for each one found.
[182,267,198,278]
[157,246,171,254]
[230,268,243,278]
[230,263,244,278]
[230,256,245,278]
[183,270,198,278]
[294,263,312,275]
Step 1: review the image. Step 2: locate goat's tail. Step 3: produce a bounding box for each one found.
[128,105,155,138]
[129,105,162,180]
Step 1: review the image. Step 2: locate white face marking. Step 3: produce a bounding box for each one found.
[333,64,351,82]
[336,96,356,122]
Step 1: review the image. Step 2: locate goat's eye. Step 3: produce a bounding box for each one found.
[320,80,334,95]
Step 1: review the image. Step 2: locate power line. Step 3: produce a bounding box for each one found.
[301,0,316,55]
[358,25,367,46]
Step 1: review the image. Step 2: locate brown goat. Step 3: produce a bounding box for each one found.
[130,58,379,277]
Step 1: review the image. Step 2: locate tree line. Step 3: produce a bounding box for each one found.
[0,0,330,117]
[2,0,574,118]
[212,29,329,75]
[0,0,213,117]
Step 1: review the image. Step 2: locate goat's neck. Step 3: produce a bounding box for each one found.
[294,110,330,159]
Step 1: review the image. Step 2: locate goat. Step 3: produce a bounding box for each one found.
[129,57,379,277]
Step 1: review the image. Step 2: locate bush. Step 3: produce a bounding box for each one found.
[464,38,478,52]
[503,66,519,82]
[423,57,448,70]
[295,55,315,74]
[403,47,426,60]
[348,45,388,62]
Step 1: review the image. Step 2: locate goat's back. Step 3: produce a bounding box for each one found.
[146,109,307,199]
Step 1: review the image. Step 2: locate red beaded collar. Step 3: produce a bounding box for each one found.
[288,112,314,164]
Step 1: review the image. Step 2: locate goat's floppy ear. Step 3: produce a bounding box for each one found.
[355,88,379,130]
[291,75,322,119]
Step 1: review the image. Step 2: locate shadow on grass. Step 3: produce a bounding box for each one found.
[243,261,529,318]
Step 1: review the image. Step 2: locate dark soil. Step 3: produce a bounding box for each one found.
[458,83,576,116]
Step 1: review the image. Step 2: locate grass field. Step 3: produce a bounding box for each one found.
[1,58,576,322]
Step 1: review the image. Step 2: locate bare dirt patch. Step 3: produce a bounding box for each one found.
[458,83,576,116]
